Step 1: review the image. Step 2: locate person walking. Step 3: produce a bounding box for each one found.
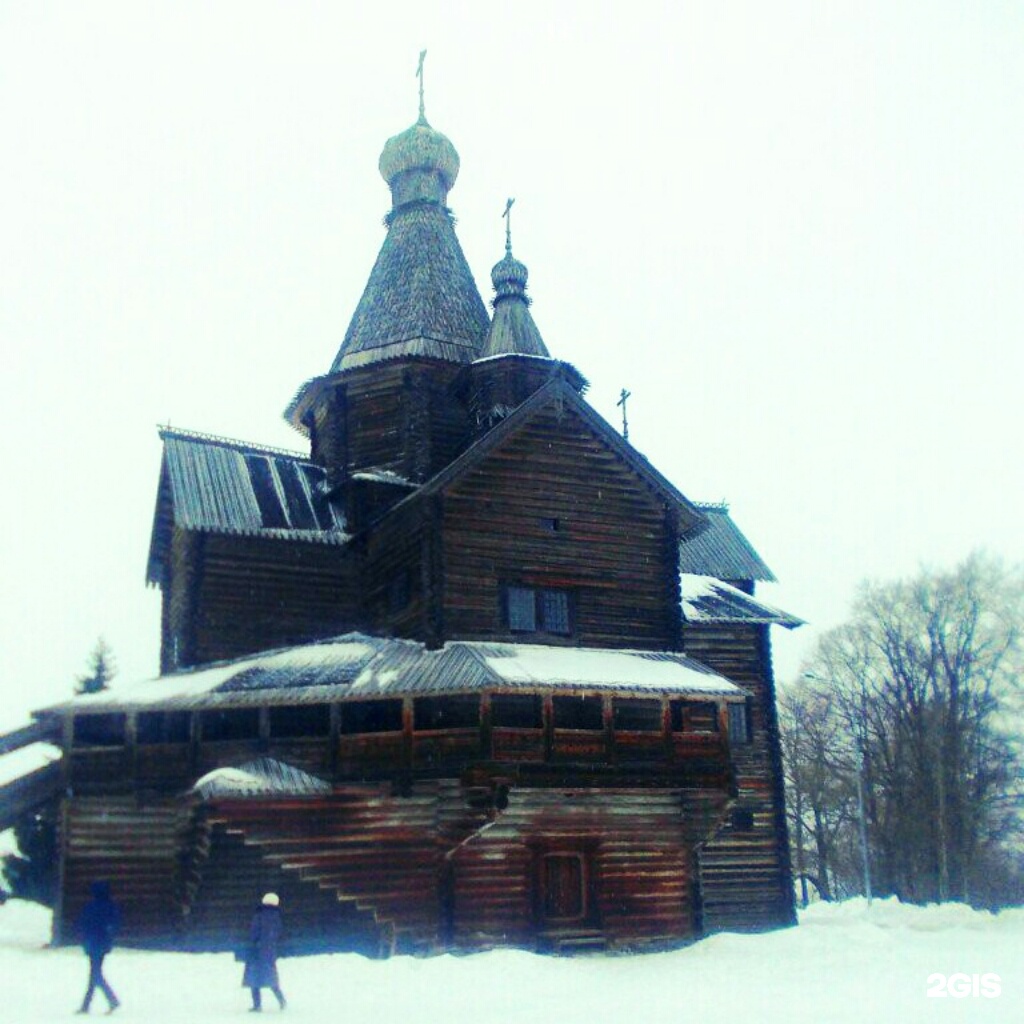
[75,880,121,1014]
[243,892,286,1012]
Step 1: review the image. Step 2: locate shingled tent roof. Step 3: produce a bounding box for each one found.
[330,202,490,371]
[147,429,348,585]
[328,115,489,372]
[678,504,776,582]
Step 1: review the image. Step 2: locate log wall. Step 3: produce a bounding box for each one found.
[683,622,796,931]
[188,534,360,666]
[441,404,677,649]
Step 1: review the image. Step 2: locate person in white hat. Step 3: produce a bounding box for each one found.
[241,893,286,1012]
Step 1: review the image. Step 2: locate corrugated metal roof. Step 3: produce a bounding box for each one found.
[148,429,349,582]
[678,504,776,582]
[681,575,803,629]
[50,634,744,714]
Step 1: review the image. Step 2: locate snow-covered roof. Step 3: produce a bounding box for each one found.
[0,743,61,788]
[43,634,743,715]
[681,575,803,628]
[193,758,332,799]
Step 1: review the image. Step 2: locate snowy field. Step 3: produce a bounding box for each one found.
[1,897,1020,1023]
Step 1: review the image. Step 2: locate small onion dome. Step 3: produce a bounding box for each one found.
[491,251,530,303]
[379,117,460,194]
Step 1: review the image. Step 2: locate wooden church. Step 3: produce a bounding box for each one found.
[6,78,802,955]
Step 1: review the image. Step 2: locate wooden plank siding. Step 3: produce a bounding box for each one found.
[440,404,678,649]
[683,622,796,931]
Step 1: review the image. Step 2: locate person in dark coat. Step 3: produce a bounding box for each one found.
[75,880,121,1014]
[243,892,286,1012]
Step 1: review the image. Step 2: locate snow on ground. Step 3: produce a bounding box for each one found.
[0,897,1020,1023]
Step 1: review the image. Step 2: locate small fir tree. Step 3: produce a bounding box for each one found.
[2,802,58,906]
[76,637,116,694]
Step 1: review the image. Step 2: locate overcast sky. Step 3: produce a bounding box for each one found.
[1,2,1022,731]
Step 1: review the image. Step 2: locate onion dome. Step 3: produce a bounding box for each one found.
[479,240,550,360]
[491,251,530,301]
[379,116,460,208]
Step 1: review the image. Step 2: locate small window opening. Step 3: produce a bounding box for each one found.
[340,700,403,735]
[732,808,756,831]
[269,704,330,738]
[73,714,126,748]
[540,517,561,533]
[414,696,480,731]
[200,708,260,742]
[613,698,663,732]
[491,694,543,729]
[387,569,412,614]
[671,701,720,733]
[552,695,603,731]
[137,711,190,744]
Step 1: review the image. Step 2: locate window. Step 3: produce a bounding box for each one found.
[732,808,755,832]
[200,709,259,742]
[670,701,720,734]
[341,700,402,734]
[269,704,330,738]
[491,694,543,729]
[137,711,191,744]
[612,698,663,732]
[507,586,537,632]
[728,701,752,744]
[387,569,412,614]
[413,697,480,731]
[504,586,572,636]
[73,714,126,747]
[552,695,603,731]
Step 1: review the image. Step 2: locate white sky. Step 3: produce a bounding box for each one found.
[2,2,1022,731]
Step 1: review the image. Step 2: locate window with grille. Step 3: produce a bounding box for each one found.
[728,701,752,744]
[504,586,572,636]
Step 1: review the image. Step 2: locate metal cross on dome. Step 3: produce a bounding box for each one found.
[503,197,515,255]
[416,50,427,121]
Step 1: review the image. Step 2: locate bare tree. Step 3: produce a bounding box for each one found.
[782,553,1023,907]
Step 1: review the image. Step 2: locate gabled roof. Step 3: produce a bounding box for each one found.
[681,575,803,629]
[678,503,776,582]
[407,377,709,538]
[330,203,489,372]
[147,429,348,584]
[47,633,743,713]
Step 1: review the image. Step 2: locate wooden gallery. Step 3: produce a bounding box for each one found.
[7,94,803,955]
